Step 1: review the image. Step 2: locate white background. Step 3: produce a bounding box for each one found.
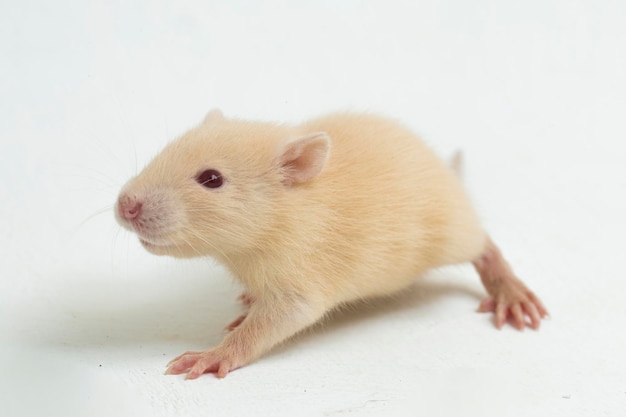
[1,1,625,416]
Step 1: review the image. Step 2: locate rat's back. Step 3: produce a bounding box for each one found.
[292,113,485,303]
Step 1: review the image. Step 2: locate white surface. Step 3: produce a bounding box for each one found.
[1,1,625,416]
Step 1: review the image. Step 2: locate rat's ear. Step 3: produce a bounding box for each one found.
[202,109,224,125]
[278,132,331,186]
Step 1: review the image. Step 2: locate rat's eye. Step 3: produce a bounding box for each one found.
[196,169,224,189]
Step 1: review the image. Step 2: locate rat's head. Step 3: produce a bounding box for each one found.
[115,109,330,258]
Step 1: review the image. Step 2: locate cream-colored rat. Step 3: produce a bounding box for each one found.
[115,110,547,379]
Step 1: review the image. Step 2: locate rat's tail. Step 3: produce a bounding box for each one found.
[449,150,464,179]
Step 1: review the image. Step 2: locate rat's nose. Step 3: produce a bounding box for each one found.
[117,194,143,221]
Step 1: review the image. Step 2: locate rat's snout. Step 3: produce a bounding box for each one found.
[117,193,143,222]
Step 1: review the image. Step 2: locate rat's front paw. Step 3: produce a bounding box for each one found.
[165,348,242,379]
[237,292,255,306]
[477,279,548,330]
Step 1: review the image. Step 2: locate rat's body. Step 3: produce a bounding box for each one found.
[116,111,547,379]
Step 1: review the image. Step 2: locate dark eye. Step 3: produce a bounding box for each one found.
[196,169,224,189]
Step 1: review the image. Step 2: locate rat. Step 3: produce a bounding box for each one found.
[115,110,548,379]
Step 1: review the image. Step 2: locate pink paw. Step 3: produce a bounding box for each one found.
[473,238,549,331]
[237,292,255,306]
[165,349,240,379]
[477,288,548,330]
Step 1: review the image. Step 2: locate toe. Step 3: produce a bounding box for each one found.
[528,292,549,318]
[166,353,202,375]
[523,301,541,330]
[217,360,232,379]
[167,351,200,366]
[185,356,219,380]
[495,303,507,329]
[511,304,525,330]
[477,297,496,313]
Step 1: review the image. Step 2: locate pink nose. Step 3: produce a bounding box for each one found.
[118,194,142,221]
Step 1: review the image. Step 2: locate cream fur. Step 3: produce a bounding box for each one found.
[119,112,485,306]
[116,111,490,373]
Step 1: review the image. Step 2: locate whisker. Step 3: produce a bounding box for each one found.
[71,205,115,236]
[66,162,123,188]
[111,225,124,275]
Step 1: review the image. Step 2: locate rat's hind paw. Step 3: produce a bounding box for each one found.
[165,349,240,379]
[477,284,548,330]
[473,237,548,331]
